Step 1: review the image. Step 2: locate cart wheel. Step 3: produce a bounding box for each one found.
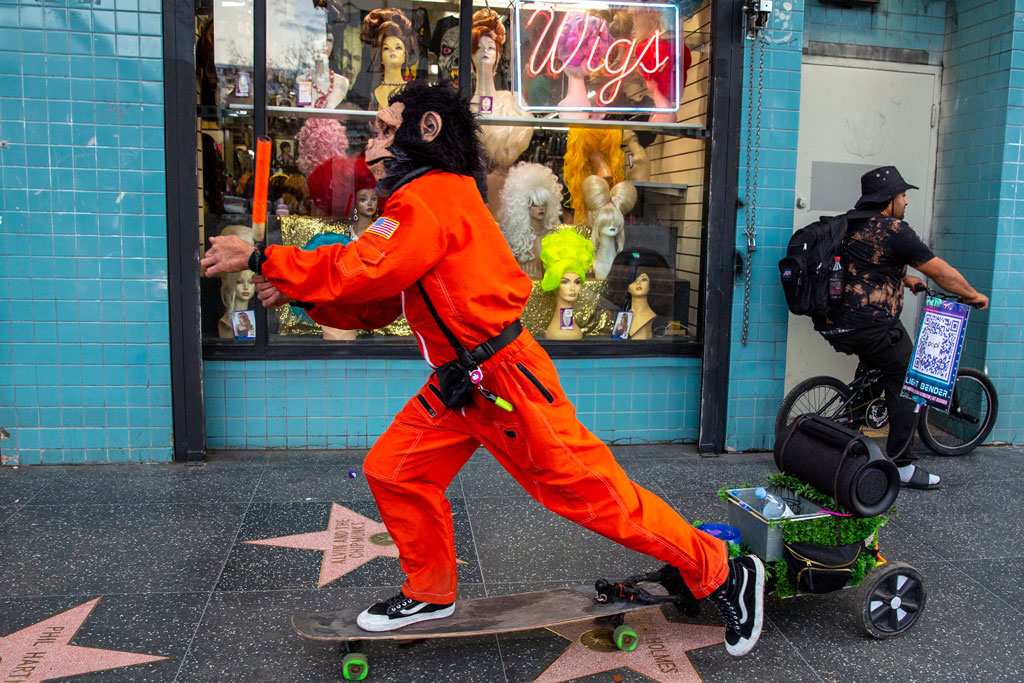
[342,652,369,680]
[855,561,926,639]
[613,625,639,651]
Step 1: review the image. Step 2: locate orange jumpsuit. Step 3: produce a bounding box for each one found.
[262,170,728,602]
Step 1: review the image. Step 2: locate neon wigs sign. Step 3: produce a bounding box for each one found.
[512,1,681,113]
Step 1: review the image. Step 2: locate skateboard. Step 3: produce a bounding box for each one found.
[293,579,686,681]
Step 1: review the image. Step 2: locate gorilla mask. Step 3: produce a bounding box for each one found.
[364,80,485,196]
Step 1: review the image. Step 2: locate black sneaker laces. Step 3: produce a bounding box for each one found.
[708,589,740,631]
[383,594,416,614]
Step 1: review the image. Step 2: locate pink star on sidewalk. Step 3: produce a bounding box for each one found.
[535,608,724,683]
[0,598,169,682]
[245,503,400,587]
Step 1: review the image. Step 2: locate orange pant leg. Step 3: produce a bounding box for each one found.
[363,382,479,604]
[468,337,729,599]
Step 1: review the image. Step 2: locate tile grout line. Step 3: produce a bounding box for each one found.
[457,469,511,683]
[171,460,270,682]
[887,516,1024,616]
[0,474,64,532]
[763,614,828,683]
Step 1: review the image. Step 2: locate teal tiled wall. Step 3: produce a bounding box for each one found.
[0,0,171,464]
[805,0,947,63]
[729,0,1024,449]
[205,357,703,450]
[932,0,1024,443]
[726,3,805,451]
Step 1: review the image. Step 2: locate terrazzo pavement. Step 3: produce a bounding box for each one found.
[1,442,1022,682]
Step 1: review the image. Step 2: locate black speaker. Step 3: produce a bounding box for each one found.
[774,414,899,518]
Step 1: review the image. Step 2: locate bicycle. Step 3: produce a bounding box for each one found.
[776,286,998,456]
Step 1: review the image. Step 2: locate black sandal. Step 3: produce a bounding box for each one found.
[901,466,941,490]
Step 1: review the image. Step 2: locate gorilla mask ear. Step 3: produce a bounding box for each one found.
[420,111,442,142]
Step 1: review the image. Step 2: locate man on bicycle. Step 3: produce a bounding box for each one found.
[815,166,989,490]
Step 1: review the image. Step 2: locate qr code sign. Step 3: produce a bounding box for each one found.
[911,311,962,382]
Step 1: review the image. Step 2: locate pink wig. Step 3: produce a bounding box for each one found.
[297,119,349,176]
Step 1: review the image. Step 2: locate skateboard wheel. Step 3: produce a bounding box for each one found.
[342,652,368,680]
[613,625,638,651]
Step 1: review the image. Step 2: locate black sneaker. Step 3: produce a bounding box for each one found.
[705,555,765,657]
[356,593,455,632]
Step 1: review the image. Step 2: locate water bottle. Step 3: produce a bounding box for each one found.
[755,487,790,519]
[828,255,844,303]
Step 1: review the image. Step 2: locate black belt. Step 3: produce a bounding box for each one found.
[468,320,523,364]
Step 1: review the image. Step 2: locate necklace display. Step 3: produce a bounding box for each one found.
[312,70,334,108]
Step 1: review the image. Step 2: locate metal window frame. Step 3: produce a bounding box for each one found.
[165,0,741,458]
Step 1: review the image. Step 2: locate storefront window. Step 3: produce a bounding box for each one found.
[196,0,710,352]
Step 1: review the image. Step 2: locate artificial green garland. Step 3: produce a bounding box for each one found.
[715,474,895,598]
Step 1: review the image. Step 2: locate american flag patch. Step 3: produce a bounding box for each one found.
[367,216,400,239]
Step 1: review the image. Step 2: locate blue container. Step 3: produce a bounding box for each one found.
[696,523,742,548]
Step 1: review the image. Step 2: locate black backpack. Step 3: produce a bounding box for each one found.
[778,211,872,316]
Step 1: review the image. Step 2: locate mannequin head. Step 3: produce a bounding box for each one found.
[582,175,636,254]
[471,9,505,78]
[354,188,378,222]
[563,128,625,221]
[216,224,255,335]
[606,248,673,314]
[234,269,255,303]
[307,154,380,221]
[497,162,563,262]
[361,8,414,78]
[539,229,594,293]
[381,35,407,72]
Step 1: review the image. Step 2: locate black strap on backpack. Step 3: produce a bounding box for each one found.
[415,282,518,412]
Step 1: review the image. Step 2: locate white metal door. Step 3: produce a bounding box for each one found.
[784,57,941,393]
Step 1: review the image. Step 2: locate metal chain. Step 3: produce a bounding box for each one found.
[741,30,765,346]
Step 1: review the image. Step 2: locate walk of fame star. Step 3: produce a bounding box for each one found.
[534,607,725,683]
[0,598,169,683]
[245,503,400,587]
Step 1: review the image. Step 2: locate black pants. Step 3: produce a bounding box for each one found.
[824,323,917,466]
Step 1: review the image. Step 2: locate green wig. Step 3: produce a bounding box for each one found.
[539,229,595,292]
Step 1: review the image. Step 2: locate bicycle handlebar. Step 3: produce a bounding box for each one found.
[912,283,984,309]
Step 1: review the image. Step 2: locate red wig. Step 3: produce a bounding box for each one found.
[307,155,380,218]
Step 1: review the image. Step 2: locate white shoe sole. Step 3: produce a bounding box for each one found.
[726,555,765,657]
[356,604,455,632]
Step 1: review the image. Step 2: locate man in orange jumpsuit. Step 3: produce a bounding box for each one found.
[202,81,764,657]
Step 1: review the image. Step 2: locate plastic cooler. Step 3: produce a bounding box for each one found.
[725,487,831,561]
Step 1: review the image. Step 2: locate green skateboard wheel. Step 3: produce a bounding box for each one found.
[613,624,638,651]
[342,652,368,680]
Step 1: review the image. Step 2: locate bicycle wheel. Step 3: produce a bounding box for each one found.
[775,376,853,436]
[917,367,998,456]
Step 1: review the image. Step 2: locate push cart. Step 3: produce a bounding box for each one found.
[723,480,926,638]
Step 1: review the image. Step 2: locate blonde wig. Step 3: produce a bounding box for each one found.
[563,128,625,221]
[539,228,595,292]
[583,175,637,253]
[583,176,636,279]
[216,225,255,337]
[497,162,563,262]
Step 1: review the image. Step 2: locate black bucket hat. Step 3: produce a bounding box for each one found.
[855,166,918,209]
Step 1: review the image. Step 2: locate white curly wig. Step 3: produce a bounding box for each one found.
[497,162,563,262]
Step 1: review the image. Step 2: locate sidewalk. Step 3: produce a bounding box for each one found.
[1,443,1022,682]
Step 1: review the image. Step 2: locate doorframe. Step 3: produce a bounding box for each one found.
[783,55,943,393]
